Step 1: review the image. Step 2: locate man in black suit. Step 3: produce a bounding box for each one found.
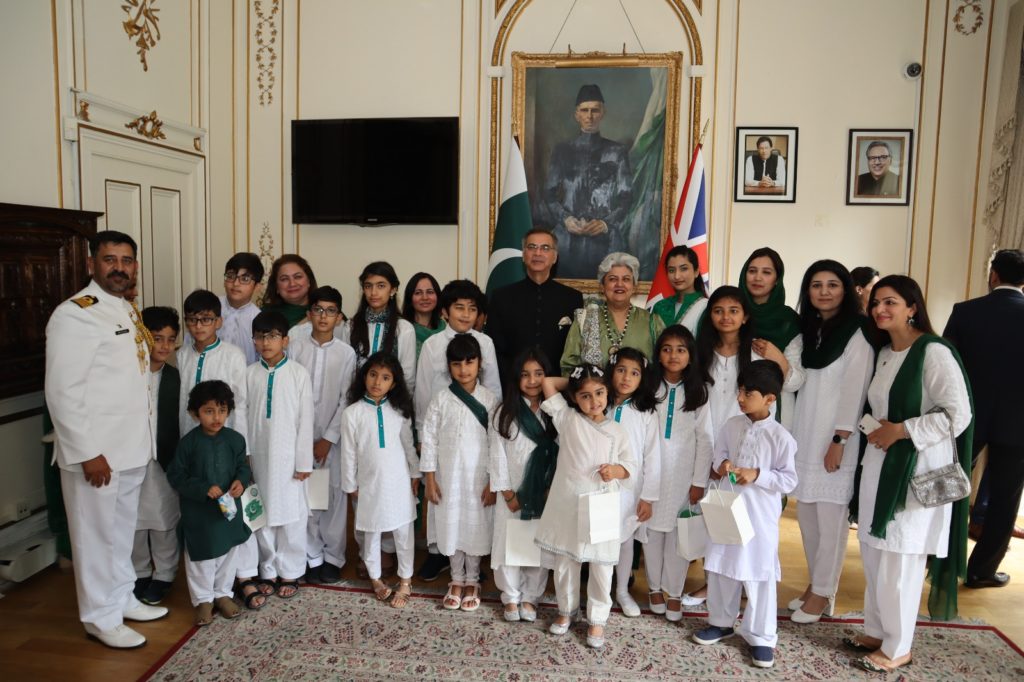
[944,249,1024,588]
[485,228,583,387]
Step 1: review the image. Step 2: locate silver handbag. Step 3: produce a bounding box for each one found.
[909,406,971,508]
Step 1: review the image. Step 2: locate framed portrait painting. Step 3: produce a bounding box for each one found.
[846,129,913,205]
[511,51,684,291]
[734,127,798,203]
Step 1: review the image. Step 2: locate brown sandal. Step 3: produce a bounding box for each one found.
[194,602,214,627]
[371,578,393,601]
[390,579,412,609]
[858,651,913,673]
[215,596,241,619]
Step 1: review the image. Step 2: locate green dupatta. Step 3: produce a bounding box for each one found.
[738,256,800,350]
[652,291,704,328]
[850,334,974,621]
[514,400,559,520]
[448,381,489,430]
[801,315,867,370]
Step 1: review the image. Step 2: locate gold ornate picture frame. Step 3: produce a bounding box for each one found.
[511,51,683,293]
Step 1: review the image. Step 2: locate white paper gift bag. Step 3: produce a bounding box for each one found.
[307,468,330,511]
[240,483,267,531]
[699,480,755,546]
[577,486,621,545]
[505,519,542,567]
[676,507,707,561]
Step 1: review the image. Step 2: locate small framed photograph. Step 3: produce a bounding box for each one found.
[734,127,798,203]
[846,129,913,205]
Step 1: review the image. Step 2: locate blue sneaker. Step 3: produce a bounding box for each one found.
[692,625,735,645]
[750,645,775,668]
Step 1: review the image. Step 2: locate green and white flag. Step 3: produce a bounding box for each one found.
[485,139,533,295]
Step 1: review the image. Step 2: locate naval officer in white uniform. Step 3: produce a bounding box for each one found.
[45,230,169,648]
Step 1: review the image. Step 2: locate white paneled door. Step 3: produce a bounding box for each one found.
[78,126,207,315]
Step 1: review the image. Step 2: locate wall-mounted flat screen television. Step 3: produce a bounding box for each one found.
[291,117,459,225]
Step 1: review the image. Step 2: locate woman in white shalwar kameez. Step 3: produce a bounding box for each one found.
[604,348,662,619]
[789,261,874,623]
[534,367,636,649]
[850,276,972,675]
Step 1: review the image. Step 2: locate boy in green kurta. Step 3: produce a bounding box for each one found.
[167,380,253,626]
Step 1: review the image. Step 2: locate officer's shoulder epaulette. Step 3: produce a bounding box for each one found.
[71,295,99,309]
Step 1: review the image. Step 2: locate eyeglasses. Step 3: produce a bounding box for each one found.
[525,243,554,253]
[867,155,890,163]
[253,332,284,342]
[311,305,340,317]
[224,272,257,284]
[185,316,218,327]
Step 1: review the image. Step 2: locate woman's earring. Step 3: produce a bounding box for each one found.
[907,315,916,327]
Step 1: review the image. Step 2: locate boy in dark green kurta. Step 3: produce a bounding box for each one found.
[167,380,253,626]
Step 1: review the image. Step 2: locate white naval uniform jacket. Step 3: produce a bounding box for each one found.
[45,280,155,472]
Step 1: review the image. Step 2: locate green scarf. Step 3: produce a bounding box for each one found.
[448,381,489,430]
[850,334,974,621]
[801,315,867,370]
[652,291,703,328]
[261,302,309,328]
[738,257,800,349]
[514,400,559,520]
[414,319,446,358]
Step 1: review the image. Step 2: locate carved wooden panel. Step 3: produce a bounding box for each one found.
[0,203,102,399]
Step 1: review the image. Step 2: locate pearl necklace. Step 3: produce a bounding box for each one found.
[602,304,631,354]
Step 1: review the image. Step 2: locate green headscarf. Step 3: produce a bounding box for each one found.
[738,249,800,349]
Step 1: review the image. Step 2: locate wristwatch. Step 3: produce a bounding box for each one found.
[832,434,848,446]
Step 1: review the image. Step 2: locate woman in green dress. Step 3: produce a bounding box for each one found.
[261,254,318,327]
[560,252,665,375]
[401,271,446,359]
[651,244,708,333]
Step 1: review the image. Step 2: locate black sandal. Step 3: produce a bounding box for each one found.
[256,578,277,596]
[237,580,267,610]
[277,578,300,599]
[842,636,880,652]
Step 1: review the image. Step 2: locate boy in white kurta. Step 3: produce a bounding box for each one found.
[694,360,797,670]
[340,352,420,607]
[246,311,315,597]
[420,334,498,612]
[289,287,356,584]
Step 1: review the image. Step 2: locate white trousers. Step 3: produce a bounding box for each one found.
[132,528,179,582]
[553,556,613,626]
[615,537,634,595]
[707,571,777,648]
[362,522,415,580]
[61,465,146,632]
[797,500,849,597]
[352,498,396,556]
[643,530,689,597]
[307,488,348,568]
[449,550,482,585]
[861,542,927,659]
[234,534,259,578]
[494,564,549,605]
[257,518,307,580]
[184,544,240,606]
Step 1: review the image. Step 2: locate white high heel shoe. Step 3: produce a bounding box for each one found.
[790,596,834,624]
[787,597,805,611]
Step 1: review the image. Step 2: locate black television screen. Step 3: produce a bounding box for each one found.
[291,117,459,225]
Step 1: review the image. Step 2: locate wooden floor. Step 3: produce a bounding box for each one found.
[2,506,1023,681]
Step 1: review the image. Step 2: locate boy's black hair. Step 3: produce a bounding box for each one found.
[651,325,709,411]
[605,346,657,412]
[439,279,485,312]
[183,289,222,317]
[737,359,784,399]
[309,285,343,309]
[142,306,180,334]
[252,310,290,336]
[224,251,265,283]
[345,352,414,419]
[187,379,235,413]
[89,230,137,257]
[446,333,482,364]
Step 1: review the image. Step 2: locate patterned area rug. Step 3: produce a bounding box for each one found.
[142,584,1024,681]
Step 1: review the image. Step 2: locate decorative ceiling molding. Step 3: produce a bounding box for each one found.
[254,0,280,106]
[953,0,985,36]
[121,0,162,72]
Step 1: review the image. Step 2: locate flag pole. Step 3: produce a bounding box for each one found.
[697,119,709,148]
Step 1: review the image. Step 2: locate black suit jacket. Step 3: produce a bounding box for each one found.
[943,287,1024,445]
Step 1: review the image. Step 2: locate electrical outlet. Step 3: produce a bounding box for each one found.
[15,500,30,520]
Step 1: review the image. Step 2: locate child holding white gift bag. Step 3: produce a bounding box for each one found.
[533,365,635,649]
[693,360,797,670]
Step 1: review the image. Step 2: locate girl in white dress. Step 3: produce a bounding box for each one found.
[604,347,662,618]
[789,261,874,623]
[645,326,714,621]
[651,244,709,334]
[850,276,972,674]
[340,352,419,608]
[489,347,557,623]
[697,286,758,439]
[420,334,499,612]
[534,366,636,649]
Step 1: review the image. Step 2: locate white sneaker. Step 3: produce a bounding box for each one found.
[84,623,146,649]
[616,592,641,618]
[680,592,706,607]
[123,603,169,622]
